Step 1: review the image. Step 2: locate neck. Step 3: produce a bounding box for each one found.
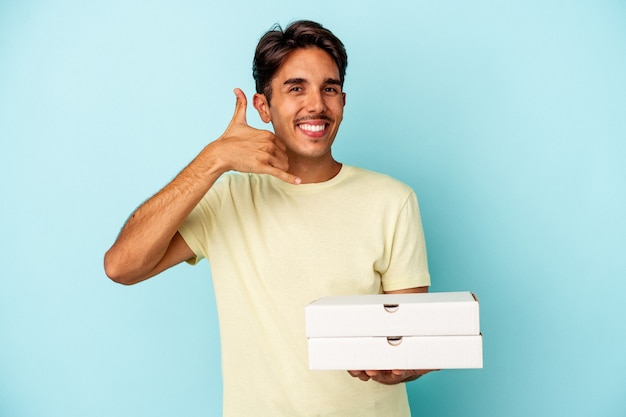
[287,154,342,184]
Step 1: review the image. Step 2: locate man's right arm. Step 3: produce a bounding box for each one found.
[104,89,299,285]
[103,153,223,285]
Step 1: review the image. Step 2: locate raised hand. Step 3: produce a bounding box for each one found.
[208,88,301,184]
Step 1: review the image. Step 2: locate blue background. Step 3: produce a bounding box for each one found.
[1,1,625,416]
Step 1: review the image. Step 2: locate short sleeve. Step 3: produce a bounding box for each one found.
[380,191,431,292]
[178,178,228,265]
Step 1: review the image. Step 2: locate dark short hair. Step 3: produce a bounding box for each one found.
[253,20,348,103]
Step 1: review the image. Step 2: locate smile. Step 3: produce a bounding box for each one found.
[298,123,327,132]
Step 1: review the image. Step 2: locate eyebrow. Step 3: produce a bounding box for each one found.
[283,77,342,86]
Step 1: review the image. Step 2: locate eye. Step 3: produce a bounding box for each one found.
[324,87,339,94]
[289,86,303,93]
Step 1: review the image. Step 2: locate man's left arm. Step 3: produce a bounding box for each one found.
[347,286,438,385]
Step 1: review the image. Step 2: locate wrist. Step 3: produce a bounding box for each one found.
[196,142,231,176]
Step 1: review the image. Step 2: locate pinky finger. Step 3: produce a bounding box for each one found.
[269,168,301,185]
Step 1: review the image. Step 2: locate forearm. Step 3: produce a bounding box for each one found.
[104,89,298,284]
[104,145,225,283]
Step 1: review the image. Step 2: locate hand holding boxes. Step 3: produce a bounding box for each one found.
[305,292,483,370]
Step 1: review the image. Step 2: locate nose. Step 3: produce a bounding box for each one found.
[305,90,326,114]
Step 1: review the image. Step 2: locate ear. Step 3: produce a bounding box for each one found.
[342,92,346,107]
[253,93,272,123]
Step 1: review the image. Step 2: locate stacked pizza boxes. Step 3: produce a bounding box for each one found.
[305,292,483,370]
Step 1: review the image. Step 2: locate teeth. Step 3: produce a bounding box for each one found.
[299,123,325,132]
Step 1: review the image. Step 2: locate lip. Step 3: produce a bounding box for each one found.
[297,121,330,138]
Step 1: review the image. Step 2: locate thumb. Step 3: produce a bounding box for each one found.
[228,88,248,127]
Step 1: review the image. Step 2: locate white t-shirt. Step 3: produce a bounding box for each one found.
[179,165,430,417]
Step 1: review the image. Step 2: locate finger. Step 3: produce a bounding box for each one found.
[254,146,290,178]
[266,166,301,185]
[228,88,248,127]
[348,371,371,382]
[268,150,290,172]
[261,139,297,183]
[348,370,365,379]
[273,136,287,153]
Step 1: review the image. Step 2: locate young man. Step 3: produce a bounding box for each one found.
[105,20,431,416]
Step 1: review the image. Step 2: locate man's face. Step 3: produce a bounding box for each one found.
[254,47,346,161]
